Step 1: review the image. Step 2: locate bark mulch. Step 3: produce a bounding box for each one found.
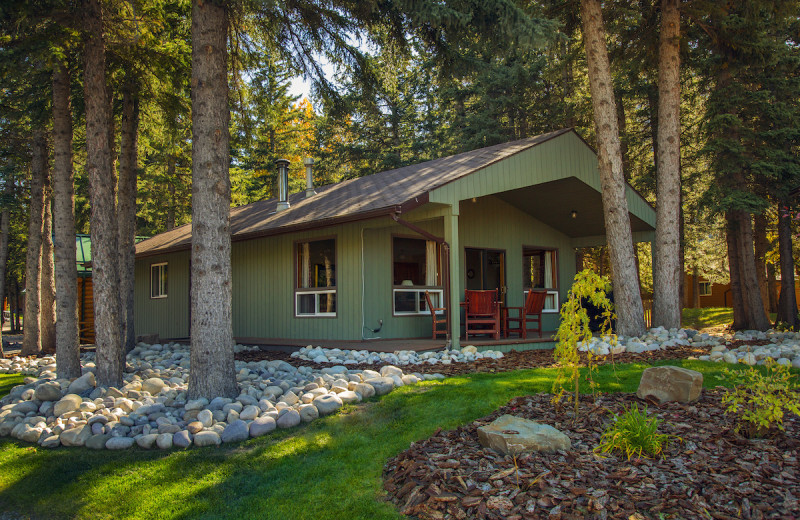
[234,343,715,377]
[383,390,800,520]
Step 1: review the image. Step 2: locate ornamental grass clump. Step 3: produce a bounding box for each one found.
[721,359,800,438]
[596,404,672,460]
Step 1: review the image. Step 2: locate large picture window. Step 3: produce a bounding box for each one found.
[150,263,168,299]
[296,238,336,317]
[393,237,441,315]
[523,247,558,312]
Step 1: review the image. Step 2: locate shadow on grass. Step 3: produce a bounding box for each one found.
[0,360,752,520]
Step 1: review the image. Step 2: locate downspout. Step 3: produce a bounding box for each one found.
[391,212,452,348]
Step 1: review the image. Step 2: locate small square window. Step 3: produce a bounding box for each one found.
[699,281,711,297]
[150,263,168,299]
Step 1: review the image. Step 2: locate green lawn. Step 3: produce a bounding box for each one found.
[682,307,733,330]
[0,361,741,520]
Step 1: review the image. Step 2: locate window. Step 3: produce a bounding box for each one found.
[699,281,711,296]
[296,238,336,316]
[523,248,558,312]
[150,263,168,299]
[393,237,442,315]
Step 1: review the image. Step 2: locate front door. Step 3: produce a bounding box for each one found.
[465,248,506,303]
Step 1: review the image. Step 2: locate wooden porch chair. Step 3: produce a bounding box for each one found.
[424,291,448,339]
[504,290,547,339]
[464,289,501,340]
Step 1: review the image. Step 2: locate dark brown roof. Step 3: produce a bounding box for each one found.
[135,128,573,257]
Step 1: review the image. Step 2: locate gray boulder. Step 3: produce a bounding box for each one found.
[477,415,570,455]
[34,382,63,401]
[249,416,276,437]
[60,425,92,447]
[86,434,112,450]
[636,366,702,404]
[106,437,135,450]
[173,430,193,448]
[364,377,394,396]
[194,431,221,447]
[276,409,301,429]
[54,394,83,416]
[221,420,249,443]
[313,394,343,416]
[67,372,96,394]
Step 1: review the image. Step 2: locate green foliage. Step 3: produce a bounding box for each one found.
[721,359,800,438]
[596,404,673,460]
[552,269,616,416]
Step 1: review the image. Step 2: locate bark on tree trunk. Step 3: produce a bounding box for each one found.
[753,213,771,316]
[85,0,124,386]
[766,262,778,314]
[726,210,771,330]
[188,0,237,399]
[652,0,682,330]
[776,202,799,328]
[0,184,9,357]
[52,60,81,378]
[22,130,48,356]
[40,193,56,354]
[580,0,646,337]
[118,83,138,353]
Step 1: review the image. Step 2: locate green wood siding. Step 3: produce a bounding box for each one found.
[134,252,190,339]
[428,131,655,230]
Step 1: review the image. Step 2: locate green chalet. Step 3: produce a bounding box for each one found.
[133,129,656,351]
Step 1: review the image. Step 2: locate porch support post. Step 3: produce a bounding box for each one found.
[444,206,460,349]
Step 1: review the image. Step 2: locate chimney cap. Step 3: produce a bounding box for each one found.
[303,157,314,166]
[275,158,290,168]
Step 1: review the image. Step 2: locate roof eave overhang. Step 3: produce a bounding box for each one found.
[135,193,432,259]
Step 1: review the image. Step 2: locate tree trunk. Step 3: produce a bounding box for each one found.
[753,212,771,316]
[652,0,682,330]
[188,0,237,399]
[0,184,9,357]
[726,210,771,330]
[166,157,176,230]
[766,262,778,314]
[53,60,81,378]
[580,0,645,337]
[85,0,123,386]
[40,193,56,354]
[119,83,138,353]
[13,279,22,333]
[776,202,799,328]
[22,130,47,356]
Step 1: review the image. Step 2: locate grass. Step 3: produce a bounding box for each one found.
[0,360,744,520]
[682,307,733,330]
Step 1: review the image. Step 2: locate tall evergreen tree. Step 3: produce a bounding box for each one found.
[652,0,681,329]
[580,0,645,336]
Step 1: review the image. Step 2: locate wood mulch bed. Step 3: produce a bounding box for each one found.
[383,390,800,519]
[234,343,715,377]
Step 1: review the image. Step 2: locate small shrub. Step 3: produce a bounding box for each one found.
[721,359,800,438]
[552,269,616,417]
[596,404,672,460]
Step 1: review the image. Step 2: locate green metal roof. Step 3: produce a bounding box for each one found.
[76,234,148,277]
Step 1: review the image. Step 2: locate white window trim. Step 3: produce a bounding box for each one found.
[150,262,168,299]
[524,289,559,313]
[295,288,337,317]
[393,287,444,316]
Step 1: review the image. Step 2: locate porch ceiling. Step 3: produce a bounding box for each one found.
[494,177,653,238]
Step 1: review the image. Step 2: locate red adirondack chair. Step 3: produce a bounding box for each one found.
[425,291,448,339]
[504,290,547,338]
[464,289,501,340]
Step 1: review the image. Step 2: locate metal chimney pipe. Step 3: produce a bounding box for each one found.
[275,158,290,212]
[303,157,316,198]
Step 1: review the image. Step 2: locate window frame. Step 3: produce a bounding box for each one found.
[699,281,712,297]
[522,246,559,313]
[294,236,338,318]
[391,234,443,316]
[150,262,168,299]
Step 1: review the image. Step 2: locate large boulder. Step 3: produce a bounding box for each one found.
[477,415,570,455]
[313,393,343,416]
[249,416,277,437]
[141,378,166,396]
[221,420,249,443]
[60,425,92,447]
[67,372,96,395]
[364,377,394,396]
[54,394,83,417]
[34,382,63,402]
[636,366,702,404]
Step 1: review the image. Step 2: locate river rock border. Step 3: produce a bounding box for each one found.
[0,342,446,450]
